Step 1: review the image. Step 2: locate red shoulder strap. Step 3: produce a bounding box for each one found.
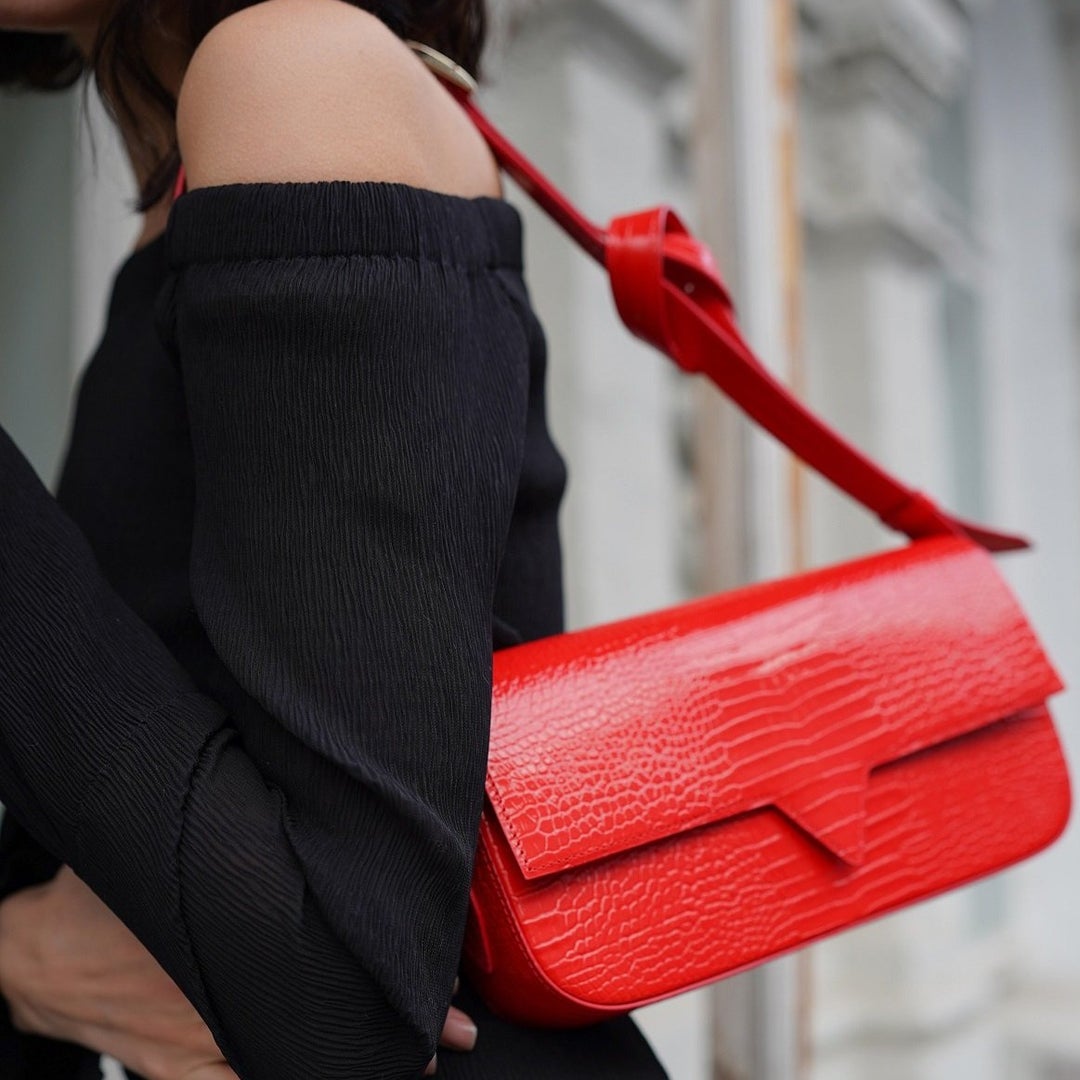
[169,64,1027,553]
[443,88,1027,553]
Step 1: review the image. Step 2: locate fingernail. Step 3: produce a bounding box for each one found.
[444,1007,478,1050]
[452,976,460,995]
[424,1054,437,1076]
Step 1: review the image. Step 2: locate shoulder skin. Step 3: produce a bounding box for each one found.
[175,0,501,198]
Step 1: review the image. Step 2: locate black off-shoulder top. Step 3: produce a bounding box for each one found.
[0,180,669,1079]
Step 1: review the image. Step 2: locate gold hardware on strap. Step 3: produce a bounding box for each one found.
[404,39,477,94]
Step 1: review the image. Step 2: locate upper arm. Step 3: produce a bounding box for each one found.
[174,0,496,195]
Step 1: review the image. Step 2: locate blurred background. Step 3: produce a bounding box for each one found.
[2,0,1079,1077]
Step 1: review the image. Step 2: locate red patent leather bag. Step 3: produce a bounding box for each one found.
[408,46,1073,1028]
[176,43,1073,1031]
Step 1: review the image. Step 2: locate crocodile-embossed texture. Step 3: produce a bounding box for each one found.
[463,536,1071,1026]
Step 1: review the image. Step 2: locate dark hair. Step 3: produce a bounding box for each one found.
[0,1,489,213]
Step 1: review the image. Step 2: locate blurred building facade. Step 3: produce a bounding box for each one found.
[798,2,1080,1078]
[2,0,1080,1077]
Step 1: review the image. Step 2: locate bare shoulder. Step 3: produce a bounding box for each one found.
[175,0,502,198]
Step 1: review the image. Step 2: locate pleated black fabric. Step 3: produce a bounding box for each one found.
[0,180,669,1079]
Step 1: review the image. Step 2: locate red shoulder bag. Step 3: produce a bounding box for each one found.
[407,44,1072,1028]
[174,42,1073,1031]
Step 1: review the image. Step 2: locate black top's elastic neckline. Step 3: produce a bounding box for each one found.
[163,179,524,271]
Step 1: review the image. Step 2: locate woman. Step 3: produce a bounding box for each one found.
[0,1,671,1077]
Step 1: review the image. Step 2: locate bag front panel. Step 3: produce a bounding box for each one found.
[465,705,1070,1026]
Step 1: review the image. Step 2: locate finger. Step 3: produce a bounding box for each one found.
[439,1004,477,1051]
[452,976,460,996]
[424,1053,437,1076]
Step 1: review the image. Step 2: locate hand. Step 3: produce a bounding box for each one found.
[0,864,478,1079]
[0,864,236,1080]
[424,975,478,1076]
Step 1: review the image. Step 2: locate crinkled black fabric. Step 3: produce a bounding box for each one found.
[0,180,669,1079]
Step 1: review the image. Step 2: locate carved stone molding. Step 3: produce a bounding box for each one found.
[798,0,978,266]
[485,0,694,186]
[801,0,972,111]
[487,0,689,90]
[799,102,977,268]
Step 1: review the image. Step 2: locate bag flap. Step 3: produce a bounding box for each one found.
[486,536,1064,878]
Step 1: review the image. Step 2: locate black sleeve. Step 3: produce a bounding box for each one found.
[0,179,530,1080]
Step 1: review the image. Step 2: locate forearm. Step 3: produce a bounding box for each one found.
[0,428,448,1079]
